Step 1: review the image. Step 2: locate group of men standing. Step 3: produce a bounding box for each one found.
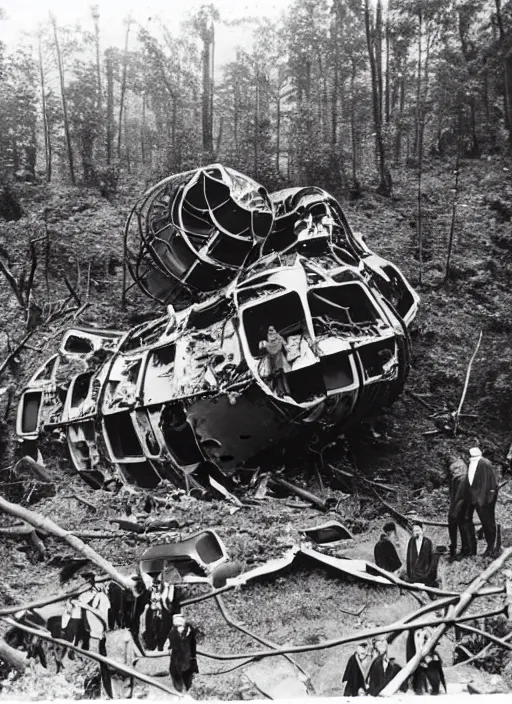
[374,519,439,589]
[447,446,499,560]
[374,446,500,587]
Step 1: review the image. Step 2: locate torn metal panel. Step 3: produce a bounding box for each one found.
[300,521,353,547]
[138,529,230,585]
[18,166,419,489]
[227,545,393,588]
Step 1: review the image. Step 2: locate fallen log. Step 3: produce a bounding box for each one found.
[70,493,97,512]
[269,477,330,511]
[145,597,499,662]
[1,617,179,697]
[12,456,53,483]
[0,496,136,593]
[380,544,512,696]
[0,637,27,672]
[405,390,436,412]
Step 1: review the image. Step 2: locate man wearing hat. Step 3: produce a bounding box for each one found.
[466,447,499,557]
[168,613,198,693]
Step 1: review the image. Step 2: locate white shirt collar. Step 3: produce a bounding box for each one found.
[468,456,480,485]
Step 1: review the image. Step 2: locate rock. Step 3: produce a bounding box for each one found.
[245,659,309,699]
[445,663,510,694]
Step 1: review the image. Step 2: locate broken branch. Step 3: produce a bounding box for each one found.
[1,617,179,697]
[453,330,483,435]
[269,477,329,511]
[0,496,136,593]
[0,637,27,672]
[453,631,512,668]
[457,621,512,653]
[0,578,111,617]
[145,604,504,662]
[380,544,512,696]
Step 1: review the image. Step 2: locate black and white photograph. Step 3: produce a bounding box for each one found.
[0,0,512,699]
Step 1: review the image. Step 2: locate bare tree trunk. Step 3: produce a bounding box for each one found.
[254,70,259,179]
[385,12,390,123]
[376,0,383,127]
[215,116,223,157]
[364,0,391,196]
[234,87,239,163]
[200,18,214,155]
[350,56,358,185]
[105,49,114,165]
[50,13,75,186]
[38,33,51,182]
[141,93,146,166]
[124,103,131,173]
[276,91,281,172]
[445,140,461,281]
[494,0,511,136]
[91,5,102,113]
[117,17,132,162]
[332,18,339,150]
[210,24,215,155]
[416,9,424,285]
[394,72,405,163]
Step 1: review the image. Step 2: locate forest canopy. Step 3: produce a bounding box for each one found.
[0,0,511,198]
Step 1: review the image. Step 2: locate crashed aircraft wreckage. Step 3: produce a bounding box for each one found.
[17,165,419,489]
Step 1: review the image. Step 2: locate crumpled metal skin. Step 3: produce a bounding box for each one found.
[17,166,419,489]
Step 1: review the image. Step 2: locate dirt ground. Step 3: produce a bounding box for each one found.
[2,156,512,698]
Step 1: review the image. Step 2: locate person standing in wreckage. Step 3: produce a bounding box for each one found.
[466,446,499,557]
[168,614,198,693]
[446,452,473,560]
[366,636,408,695]
[258,325,291,396]
[373,521,402,574]
[342,640,373,695]
[405,521,439,590]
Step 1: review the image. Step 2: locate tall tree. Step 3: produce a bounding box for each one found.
[364,0,392,195]
[194,5,218,158]
[117,16,132,162]
[50,13,75,185]
[38,31,51,181]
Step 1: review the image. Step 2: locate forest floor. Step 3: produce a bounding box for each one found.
[1,156,512,699]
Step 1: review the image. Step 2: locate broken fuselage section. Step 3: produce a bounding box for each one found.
[17,167,419,489]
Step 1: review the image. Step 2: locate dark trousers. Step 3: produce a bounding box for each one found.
[467,498,497,554]
[448,512,473,557]
[170,662,195,692]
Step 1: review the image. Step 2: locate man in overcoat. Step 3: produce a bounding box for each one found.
[466,447,499,557]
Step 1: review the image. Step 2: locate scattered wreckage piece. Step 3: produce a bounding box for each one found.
[18,165,419,490]
[299,520,353,547]
[125,164,274,303]
[138,529,243,590]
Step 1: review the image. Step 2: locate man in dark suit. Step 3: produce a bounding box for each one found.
[466,447,499,557]
[367,636,408,695]
[406,521,437,587]
[374,521,402,573]
[446,453,473,560]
